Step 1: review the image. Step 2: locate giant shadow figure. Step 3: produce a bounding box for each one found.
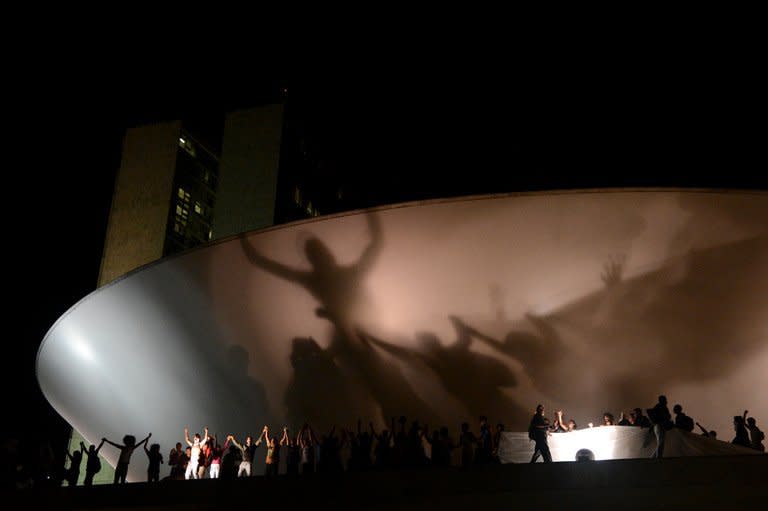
[361,316,529,430]
[240,214,438,427]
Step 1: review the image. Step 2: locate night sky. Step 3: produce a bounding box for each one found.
[5,71,765,454]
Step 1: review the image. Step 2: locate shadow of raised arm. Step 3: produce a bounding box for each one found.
[354,213,383,275]
[449,315,503,350]
[240,235,307,283]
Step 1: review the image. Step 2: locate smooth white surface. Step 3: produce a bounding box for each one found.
[37,190,768,481]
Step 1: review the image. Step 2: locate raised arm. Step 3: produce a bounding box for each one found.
[138,433,152,448]
[94,439,105,454]
[695,422,710,436]
[228,435,243,451]
[203,427,210,446]
[185,428,193,447]
[255,426,268,446]
[280,427,289,446]
[102,437,123,449]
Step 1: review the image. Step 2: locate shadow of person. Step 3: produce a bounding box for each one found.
[239,214,382,351]
[284,336,375,430]
[241,213,438,426]
[218,345,271,435]
[465,313,567,395]
[361,317,529,430]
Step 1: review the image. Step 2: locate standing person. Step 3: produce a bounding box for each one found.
[257,425,281,476]
[732,415,751,448]
[228,433,257,477]
[459,422,478,469]
[81,440,104,487]
[529,404,552,463]
[144,443,163,482]
[63,443,84,486]
[743,411,764,452]
[208,437,223,479]
[476,416,493,465]
[298,423,318,475]
[492,423,505,463]
[168,442,184,479]
[284,427,300,476]
[102,433,151,484]
[184,427,209,480]
[647,396,673,458]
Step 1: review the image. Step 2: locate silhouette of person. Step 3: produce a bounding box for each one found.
[673,404,695,432]
[361,317,525,429]
[239,214,382,348]
[242,214,425,424]
[168,442,184,479]
[144,443,163,482]
[63,444,84,486]
[647,396,672,458]
[743,411,764,452]
[732,415,751,448]
[529,404,552,463]
[102,433,151,484]
[81,440,104,486]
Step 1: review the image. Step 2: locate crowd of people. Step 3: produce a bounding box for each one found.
[527,397,764,463]
[4,401,763,489]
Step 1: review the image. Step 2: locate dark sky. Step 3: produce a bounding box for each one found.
[5,68,766,449]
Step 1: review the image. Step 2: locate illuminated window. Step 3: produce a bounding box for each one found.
[184,192,191,202]
[208,229,212,240]
[194,202,202,214]
[306,201,313,215]
[178,188,185,199]
[176,205,182,215]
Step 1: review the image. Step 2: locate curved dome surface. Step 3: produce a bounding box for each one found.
[37,190,768,480]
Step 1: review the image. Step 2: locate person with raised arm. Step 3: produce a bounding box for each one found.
[695,422,717,439]
[143,442,163,482]
[298,423,319,475]
[102,432,151,484]
[183,426,209,480]
[284,427,300,476]
[743,410,765,451]
[227,432,257,477]
[371,419,394,469]
[81,440,104,486]
[63,442,84,486]
[256,425,281,476]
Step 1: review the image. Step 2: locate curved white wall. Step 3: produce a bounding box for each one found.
[37,190,768,480]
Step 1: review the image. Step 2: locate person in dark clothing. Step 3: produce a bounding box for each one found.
[732,415,751,448]
[227,434,257,477]
[63,444,84,486]
[743,411,764,452]
[81,440,104,486]
[103,433,151,484]
[475,416,494,465]
[529,404,552,463]
[633,408,651,428]
[673,404,695,432]
[647,396,673,458]
[144,443,163,482]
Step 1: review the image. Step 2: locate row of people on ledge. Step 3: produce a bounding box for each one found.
[60,403,763,486]
[528,397,764,463]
